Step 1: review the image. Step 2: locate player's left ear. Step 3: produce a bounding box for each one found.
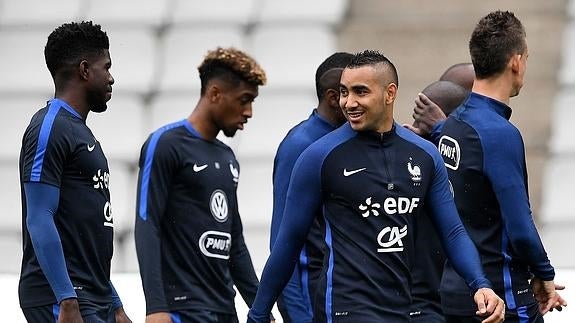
[206,84,222,104]
[385,82,398,105]
[79,60,90,81]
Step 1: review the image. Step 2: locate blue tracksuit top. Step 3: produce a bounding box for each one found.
[249,122,491,323]
[438,92,555,315]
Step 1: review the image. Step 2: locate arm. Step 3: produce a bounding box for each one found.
[483,129,565,313]
[110,281,132,323]
[135,134,175,315]
[229,205,259,307]
[248,150,323,322]
[24,182,83,322]
[269,143,314,321]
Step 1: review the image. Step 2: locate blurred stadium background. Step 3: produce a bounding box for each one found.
[0,0,573,321]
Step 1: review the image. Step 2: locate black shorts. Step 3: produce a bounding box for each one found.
[170,309,239,323]
[22,301,116,323]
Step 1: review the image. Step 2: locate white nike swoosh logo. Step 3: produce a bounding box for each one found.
[87,143,96,152]
[193,164,208,172]
[343,167,366,177]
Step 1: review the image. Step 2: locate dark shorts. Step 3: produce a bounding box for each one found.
[22,301,116,323]
[445,302,543,323]
[170,309,239,323]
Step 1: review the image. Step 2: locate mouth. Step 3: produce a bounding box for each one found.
[238,121,246,130]
[346,110,364,122]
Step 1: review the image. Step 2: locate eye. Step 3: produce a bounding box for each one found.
[340,88,348,97]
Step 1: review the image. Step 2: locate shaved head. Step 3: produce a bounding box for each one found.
[422,81,469,116]
[439,63,474,91]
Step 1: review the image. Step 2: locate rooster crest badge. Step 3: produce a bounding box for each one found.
[407,157,422,183]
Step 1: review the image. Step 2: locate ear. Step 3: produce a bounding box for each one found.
[79,60,89,81]
[325,88,340,108]
[385,83,398,105]
[206,84,222,103]
[510,54,522,74]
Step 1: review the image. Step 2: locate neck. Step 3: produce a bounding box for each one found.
[188,99,219,141]
[471,75,513,105]
[54,84,90,120]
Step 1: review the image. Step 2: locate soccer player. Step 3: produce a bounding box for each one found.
[409,80,469,323]
[247,50,505,323]
[135,47,269,323]
[270,52,353,322]
[19,21,131,322]
[431,11,566,322]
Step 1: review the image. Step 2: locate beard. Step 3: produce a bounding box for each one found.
[91,103,108,113]
[222,127,238,137]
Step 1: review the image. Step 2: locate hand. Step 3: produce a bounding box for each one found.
[145,312,172,323]
[58,298,83,323]
[473,288,505,323]
[114,307,133,323]
[531,278,567,315]
[410,92,447,136]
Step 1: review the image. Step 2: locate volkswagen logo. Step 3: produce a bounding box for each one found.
[210,189,228,222]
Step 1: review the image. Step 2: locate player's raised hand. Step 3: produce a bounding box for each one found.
[473,287,505,323]
[412,92,446,135]
[531,278,567,315]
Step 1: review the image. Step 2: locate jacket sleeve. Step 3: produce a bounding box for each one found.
[248,147,323,322]
[270,141,314,321]
[135,134,177,314]
[24,182,77,303]
[229,202,260,307]
[483,127,554,280]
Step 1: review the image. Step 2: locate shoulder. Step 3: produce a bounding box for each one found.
[395,124,442,163]
[298,123,356,166]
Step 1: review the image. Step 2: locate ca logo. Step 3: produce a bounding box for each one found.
[210,189,228,222]
[377,225,407,253]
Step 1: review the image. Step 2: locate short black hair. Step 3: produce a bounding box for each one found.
[422,81,469,116]
[469,10,526,79]
[347,50,399,87]
[315,52,354,100]
[45,21,109,77]
[198,47,266,95]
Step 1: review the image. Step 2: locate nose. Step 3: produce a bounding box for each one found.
[243,103,253,118]
[342,94,357,109]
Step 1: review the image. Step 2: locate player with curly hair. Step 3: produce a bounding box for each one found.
[19,21,131,323]
[135,47,270,323]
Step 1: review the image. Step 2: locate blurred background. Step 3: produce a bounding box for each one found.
[0,0,573,321]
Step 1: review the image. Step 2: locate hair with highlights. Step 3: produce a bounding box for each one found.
[198,47,266,95]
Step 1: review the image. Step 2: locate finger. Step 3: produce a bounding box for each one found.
[418,92,433,105]
[402,123,422,135]
[481,300,505,323]
[475,291,487,315]
[554,284,565,290]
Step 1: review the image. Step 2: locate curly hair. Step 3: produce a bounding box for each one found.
[44,21,109,77]
[469,11,526,79]
[347,49,399,87]
[198,47,266,95]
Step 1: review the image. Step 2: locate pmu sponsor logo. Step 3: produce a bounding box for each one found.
[438,135,460,170]
[199,231,231,259]
[377,225,408,253]
[359,197,420,217]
